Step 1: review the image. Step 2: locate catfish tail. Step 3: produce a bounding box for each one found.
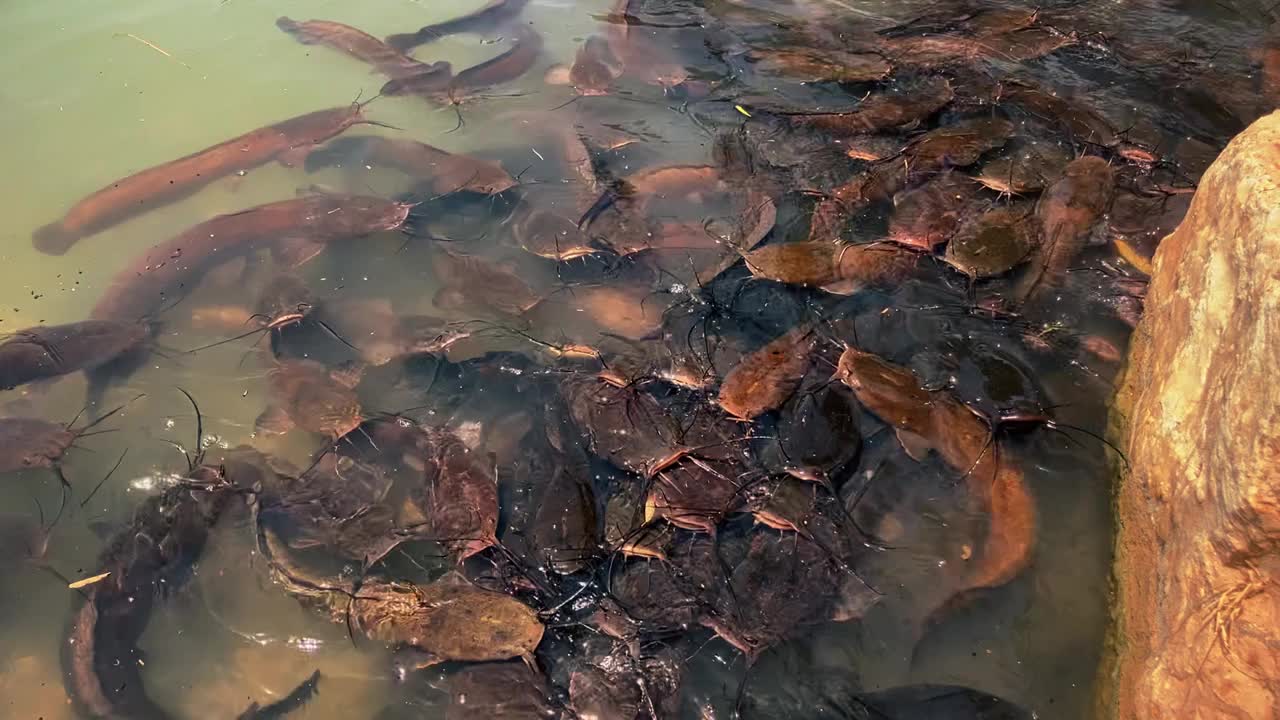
[33,222,79,256]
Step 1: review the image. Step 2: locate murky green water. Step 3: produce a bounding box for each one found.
[0,0,1274,718]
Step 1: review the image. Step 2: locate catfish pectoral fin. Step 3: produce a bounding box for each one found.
[32,222,78,256]
[896,429,932,461]
[256,406,295,435]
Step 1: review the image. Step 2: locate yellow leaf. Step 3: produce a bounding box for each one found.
[735,104,752,118]
[68,571,111,590]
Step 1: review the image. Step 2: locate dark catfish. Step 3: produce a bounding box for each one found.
[789,75,954,135]
[384,0,530,53]
[0,320,149,390]
[445,25,544,97]
[260,525,542,668]
[305,135,516,195]
[1015,155,1114,302]
[405,426,500,560]
[62,472,238,719]
[276,17,443,81]
[531,452,600,574]
[445,663,555,720]
[90,194,412,323]
[32,105,380,255]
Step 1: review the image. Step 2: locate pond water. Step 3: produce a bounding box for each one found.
[0,0,1274,718]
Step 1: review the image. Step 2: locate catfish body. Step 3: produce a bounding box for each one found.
[90,194,412,323]
[32,106,372,255]
[0,320,149,390]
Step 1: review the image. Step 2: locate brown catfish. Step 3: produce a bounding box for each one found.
[276,17,444,81]
[448,25,543,96]
[743,241,917,294]
[32,105,382,255]
[405,427,500,561]
[790,75,954,136]
[90,194,412,323]
[304,135,516,195]
[384,0,530,53]
[256,359,364,440]
[63,469,239,720]
[0,320,149,390]
[718,326,817,420]
[1015,155,1114,302]
[836,347,1036,596]
[259,525,543,668]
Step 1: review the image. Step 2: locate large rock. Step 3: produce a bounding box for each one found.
[1101,111,1280,718]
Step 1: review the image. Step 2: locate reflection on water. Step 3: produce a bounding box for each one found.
[0,0,1273,718]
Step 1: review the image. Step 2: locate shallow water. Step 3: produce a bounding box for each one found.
[0,0,1274,718]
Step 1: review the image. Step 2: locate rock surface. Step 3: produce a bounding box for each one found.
[1102,110,1280,719]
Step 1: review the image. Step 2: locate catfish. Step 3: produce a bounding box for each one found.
[1015,155,1114,302]
[747,46,890,83]
[835,347,1036,595]
[445,663,556,720]
[61,467,240,719]
[256,359,364,440]
[0,320,149,390]
[703,532,838,663]
[304,135,516,195]
[32,104,385,255]
[91,194,414,323]
[531,451,601,574]
[717,326,817,420]
[788,75,954,136]
[260,451,400,567]
[402,426,500,561]
[276,17,445,81]
[945,202,1037,279]
[743,241,918,295]
[432,247,542,319]
[385,26,543,99]
[808,117,1013,241]
[384,0,530,53]
[259,524,543,669]
[887,171,982,250]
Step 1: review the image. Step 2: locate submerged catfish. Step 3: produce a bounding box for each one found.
[259,525,543,670]
[382,26,543,99]
[90,194,412,323]
[1015,155,1114,302]
[304,135,516,195]
[85,195,409,409]
[836,347,1036,596]
[0,320,149,390]
[61,471,238,719]
[256,359,363,440]
[276,17,446,82]
[32,104,382,255]
[384,0,530,53]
